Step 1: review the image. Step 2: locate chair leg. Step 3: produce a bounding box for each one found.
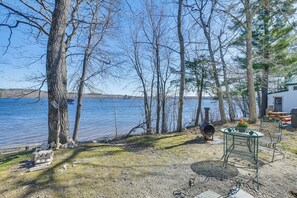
[272,148,276,162]
[272,147,285,162]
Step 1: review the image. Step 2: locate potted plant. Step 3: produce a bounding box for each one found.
[236,119,250,132]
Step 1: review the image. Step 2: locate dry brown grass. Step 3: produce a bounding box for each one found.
[0,125,296,198]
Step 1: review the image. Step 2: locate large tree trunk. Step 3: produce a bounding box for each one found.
[46,0,71,145]
[257,86,261,113]
[155,45,161,134]
[261,66,269,116]
[243,93,249,117]
[245,0,257,123]
[260,3,270,117]
[177,0,185,132]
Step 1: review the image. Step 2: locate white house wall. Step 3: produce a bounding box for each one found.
[268,85,297,112]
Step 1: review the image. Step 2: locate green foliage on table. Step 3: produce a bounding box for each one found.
[236,119,250,127]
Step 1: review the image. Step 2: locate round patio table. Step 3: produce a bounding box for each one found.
[220,127,264,190]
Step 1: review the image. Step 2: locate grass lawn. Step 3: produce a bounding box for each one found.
[0,126,296,198]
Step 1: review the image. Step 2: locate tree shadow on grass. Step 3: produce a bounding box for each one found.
[125,133,185,151]
[0,144,111,167]
[10,144,111,198]
[191,160,239,180]
[1,134,196,197]
[0,150,33,166]
[164,139,205,150]
[10,141,182,197]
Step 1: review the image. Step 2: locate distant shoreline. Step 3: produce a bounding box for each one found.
[0,88,137,99]
[0,88,215,100]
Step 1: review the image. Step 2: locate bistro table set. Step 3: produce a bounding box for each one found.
[220,127,264,190]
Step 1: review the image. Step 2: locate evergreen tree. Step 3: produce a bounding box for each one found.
[185,57,211,125]
[253,0,297,116]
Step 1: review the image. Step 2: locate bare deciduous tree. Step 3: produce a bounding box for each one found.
[140,0,173,134]
[72,0,116,141]
[177,0,186,132]
[219,0,263,123]
[218,30,235,122]
[0,0,78,146]
[187,0,227,124]
[123,24,154,134]
[46,0,72,146]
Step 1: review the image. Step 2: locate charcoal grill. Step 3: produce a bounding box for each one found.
[291,108,297,128]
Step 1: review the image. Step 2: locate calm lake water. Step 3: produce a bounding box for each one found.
[0,97,220,149]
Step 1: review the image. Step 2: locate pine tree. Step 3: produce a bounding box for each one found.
[252,0,297,116]
[185,57,211,125]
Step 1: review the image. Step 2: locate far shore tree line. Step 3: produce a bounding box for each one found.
[0,0,296,147]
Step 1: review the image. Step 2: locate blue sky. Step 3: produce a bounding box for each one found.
[0,1,190,96]
[0,1,141,95]
[0,28,43,88]
[0,1,50,91]
[0,20,131,95]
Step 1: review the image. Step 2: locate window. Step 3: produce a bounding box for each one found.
[294,86,297,90]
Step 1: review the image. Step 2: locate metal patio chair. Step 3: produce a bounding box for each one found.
[259,117,284,162]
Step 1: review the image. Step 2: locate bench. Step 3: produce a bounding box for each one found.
[267,111,291,124]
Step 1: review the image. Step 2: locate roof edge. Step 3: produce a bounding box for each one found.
[268,89,289,95]
[285,83,297,86]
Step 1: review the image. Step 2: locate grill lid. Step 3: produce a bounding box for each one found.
[290,108,297,116]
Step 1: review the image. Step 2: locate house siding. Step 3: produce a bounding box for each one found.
[268,85,297,112]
